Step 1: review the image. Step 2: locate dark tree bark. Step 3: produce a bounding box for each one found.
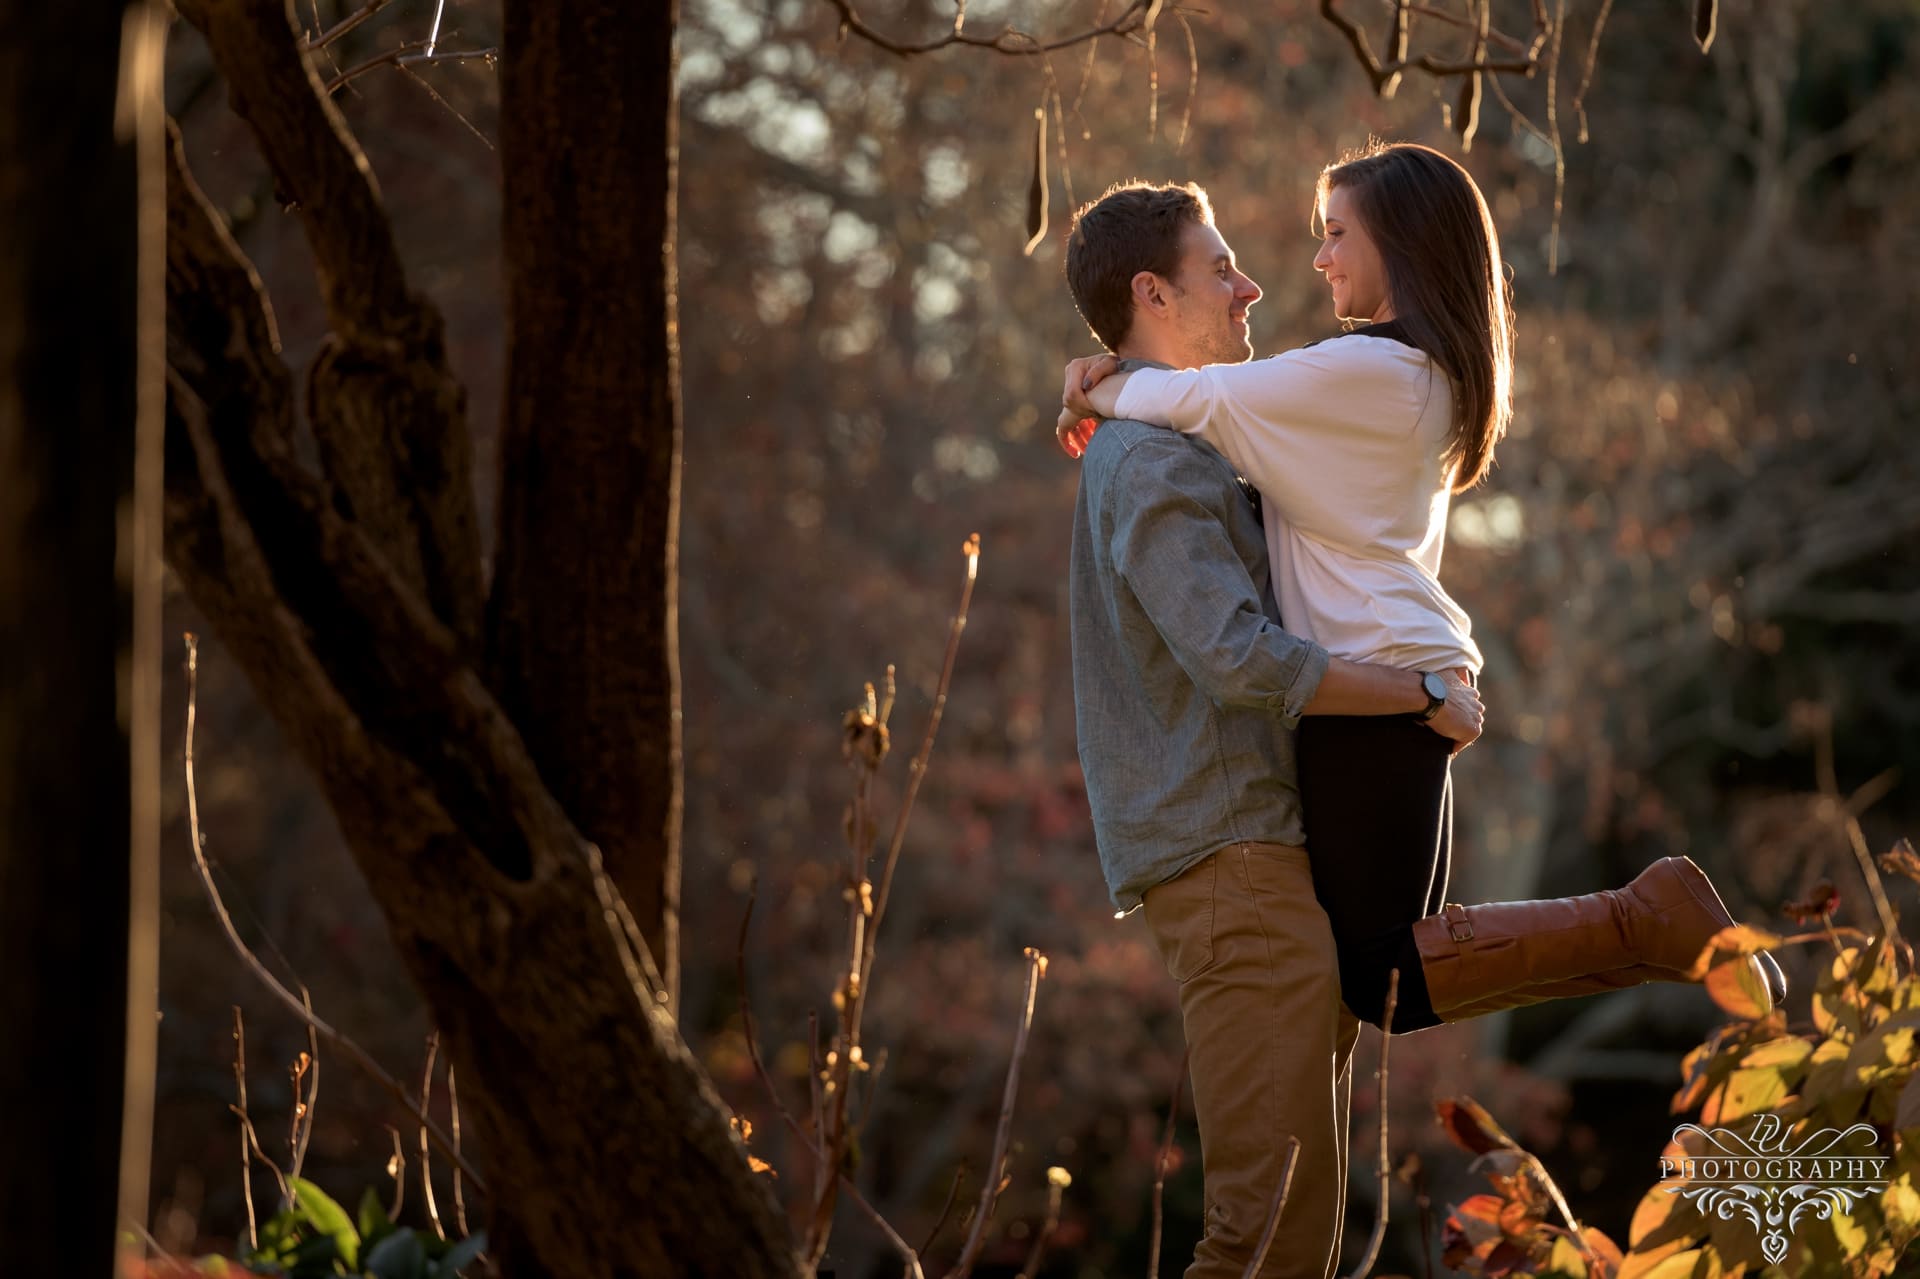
[160,1,791,1273]
[487,0,685,1011]
[0,0,161,1263]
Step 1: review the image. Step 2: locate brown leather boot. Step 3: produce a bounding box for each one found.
[1413,857,1785,1021]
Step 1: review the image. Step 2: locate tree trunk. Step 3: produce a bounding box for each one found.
[160,2,792,1272]
[0,0,161,1262]
[487,0,685,1011]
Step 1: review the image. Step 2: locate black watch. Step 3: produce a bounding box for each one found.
[1416,672,1450,721]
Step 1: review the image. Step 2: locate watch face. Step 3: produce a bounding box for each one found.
[1422,672,1450,702]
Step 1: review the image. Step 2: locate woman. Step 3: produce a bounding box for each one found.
[1058,143,1784,1031]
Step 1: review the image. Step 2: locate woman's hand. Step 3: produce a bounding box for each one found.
[1057,407,1101,458]
[1061,352,1123,418]
[1425,671,1484,755]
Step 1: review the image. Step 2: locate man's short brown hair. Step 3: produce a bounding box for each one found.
[1065,180,1214,352]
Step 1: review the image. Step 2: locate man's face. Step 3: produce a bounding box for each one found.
[1162,221,1262,367]
[1312,185,1391,323]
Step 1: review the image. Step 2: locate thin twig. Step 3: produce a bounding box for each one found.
[302,0,390,51]
[1240,1137,1302,1279]
[1570,0,1614,144]
[857,535,981,1033]
[1543,0,1567,274]
[286,1047,313,1178]
[385,1126,406,1222]
[826,0,1156,58]
[230,1107,291,1203]
[1146,1046,1191,1279]
[447,1063,469,1237]
[736,925,927,1279]
[1016,1169,1070,1279]
[1319,0,1549,90]
[1173,12,1199,150]
[180,635,488,1196]
[232,1007,259,1251]
[419,1032,445,1240]
[946,948,1049,1279]
[919,1165,967,1259]
[396,62,496,151]
[1342,970,1399,1279]
[324,41,498,96]
[290,991,320,1180]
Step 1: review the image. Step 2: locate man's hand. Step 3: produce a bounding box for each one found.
[1057,407,1100,458]
[1425,670,1484,755]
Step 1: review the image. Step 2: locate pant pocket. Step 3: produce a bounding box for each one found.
[1143,853,1219,982]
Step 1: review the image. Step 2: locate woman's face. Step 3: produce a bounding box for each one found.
[1313,185,1393,323]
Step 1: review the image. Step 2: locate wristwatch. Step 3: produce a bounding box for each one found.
[1416,672,1450,721]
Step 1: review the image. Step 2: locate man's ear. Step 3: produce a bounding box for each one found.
[1130,269,1172,317]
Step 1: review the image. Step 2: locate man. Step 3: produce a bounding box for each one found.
[1062,180,1482,1278]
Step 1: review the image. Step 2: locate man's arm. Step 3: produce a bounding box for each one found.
[1111,439,1483,746]
[1109,440,1327,726]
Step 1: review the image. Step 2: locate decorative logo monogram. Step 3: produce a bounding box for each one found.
[1658,1114,1888,1266]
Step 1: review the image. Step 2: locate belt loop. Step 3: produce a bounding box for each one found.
[1444,902,1474,942]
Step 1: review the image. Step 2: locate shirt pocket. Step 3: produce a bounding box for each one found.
[1143,853,1220,982]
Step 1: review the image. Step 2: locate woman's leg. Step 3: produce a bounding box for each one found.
[1298,715,1453,1032]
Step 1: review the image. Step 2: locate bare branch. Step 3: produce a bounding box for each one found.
[323,41,499,96]
[1320,0,1549,92]
[945,948,1049,1279]
[1015,1168,1070,1279]
[1146,1047,1190,1279]
[181,635,489,1196]
[231,1008,258,1252]
[419,1032,445,1240]
[824,0,1157,57]
[302,0,390,50]
[1240,1137,1302,1279]
[919,1165,967,1260]
[1342,970,1399,1279]
[447,1063,469,1237]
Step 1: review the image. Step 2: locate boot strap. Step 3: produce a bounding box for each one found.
[1442,902,1474,942]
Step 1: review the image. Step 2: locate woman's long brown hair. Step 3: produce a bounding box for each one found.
[1317,142,1515,492]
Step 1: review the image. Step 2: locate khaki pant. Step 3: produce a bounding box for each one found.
[1143,842,1362,1279]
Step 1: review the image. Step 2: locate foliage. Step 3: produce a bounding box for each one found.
[143,1179,486,1279]
[1439,843,1920,1277]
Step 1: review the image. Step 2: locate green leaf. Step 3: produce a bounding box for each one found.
[287,1177,360,1271]
[356,1186,394,1252]
[434,1233,486,1277]
[365,1229,429,1279]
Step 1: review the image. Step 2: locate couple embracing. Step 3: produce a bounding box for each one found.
[1057,143,1789,1277]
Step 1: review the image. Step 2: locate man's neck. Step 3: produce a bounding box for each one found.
[1114,335,1194,370]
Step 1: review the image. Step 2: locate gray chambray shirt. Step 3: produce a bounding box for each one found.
[1070,416,1329,914]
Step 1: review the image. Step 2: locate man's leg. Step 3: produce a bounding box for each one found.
[1143,842,1348,1279]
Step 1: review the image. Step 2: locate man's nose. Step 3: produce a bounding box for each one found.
[1236,273,1263,302]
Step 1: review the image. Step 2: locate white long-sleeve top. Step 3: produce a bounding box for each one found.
[1111,330,1483,675]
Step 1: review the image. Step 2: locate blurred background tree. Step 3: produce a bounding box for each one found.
[141,0,1918,1274]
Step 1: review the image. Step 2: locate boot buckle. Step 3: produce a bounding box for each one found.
[1443,903,1474,942]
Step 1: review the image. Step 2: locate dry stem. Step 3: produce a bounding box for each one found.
[419,1032,445,1239]
[231,1007,259,1250]
[1240,1137,1302,1278]
[181,634,487,1195]
[1342,970,1399,1279]
[945,947,1048,1279]
[826,0,1158,57]
[1146,1046,1191,1279]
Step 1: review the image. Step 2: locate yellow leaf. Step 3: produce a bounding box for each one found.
[1701,1066,1789,1124]
[1739,1037,1812,1071]
[1624,1248,1710,1279]
[1544,1235,1589,1278]
[1705,959,1770,1019]
[748,1154,777,1176]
